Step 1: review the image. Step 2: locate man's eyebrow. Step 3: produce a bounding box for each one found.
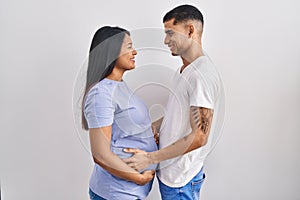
[165,30,174,34]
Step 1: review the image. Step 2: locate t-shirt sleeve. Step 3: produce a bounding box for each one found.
[84,85,115,128]
[188,75,214,109]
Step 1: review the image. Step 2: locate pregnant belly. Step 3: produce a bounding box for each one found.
[111,137,158,172]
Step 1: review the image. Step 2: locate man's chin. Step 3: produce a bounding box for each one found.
[171,52,179,56]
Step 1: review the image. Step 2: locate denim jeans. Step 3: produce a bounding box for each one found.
[89,188,106,200]
[158,168,206,200]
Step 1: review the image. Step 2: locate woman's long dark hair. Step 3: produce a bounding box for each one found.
[82,26,130,130]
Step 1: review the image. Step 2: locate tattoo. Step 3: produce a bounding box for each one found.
[191,107,213,134]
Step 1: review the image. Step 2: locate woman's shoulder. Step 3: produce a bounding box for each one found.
[84,80,116,106]
[91,79,116,93]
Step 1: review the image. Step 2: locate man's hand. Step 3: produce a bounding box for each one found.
[123,148,153,172]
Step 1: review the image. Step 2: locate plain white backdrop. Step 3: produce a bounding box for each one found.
[1,0,300,199]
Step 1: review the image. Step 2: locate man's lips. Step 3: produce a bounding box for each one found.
[168,45,175,51]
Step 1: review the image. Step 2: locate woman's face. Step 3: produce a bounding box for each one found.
[115,34,137,71]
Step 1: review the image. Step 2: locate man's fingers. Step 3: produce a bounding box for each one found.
[127,163,136,168]
[122,157,132,164]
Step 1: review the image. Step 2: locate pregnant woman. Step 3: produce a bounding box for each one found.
[82,26,158,200]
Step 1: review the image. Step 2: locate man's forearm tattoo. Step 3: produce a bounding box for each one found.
[191,107,214,134]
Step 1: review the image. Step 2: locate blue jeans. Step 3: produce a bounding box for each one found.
[89,188,106,200]
[158,168,206,200]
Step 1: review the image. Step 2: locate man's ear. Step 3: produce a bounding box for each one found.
[188,24,195,37]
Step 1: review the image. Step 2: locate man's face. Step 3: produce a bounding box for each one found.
[164,18,190,56]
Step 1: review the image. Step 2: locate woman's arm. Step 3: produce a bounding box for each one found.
[151,117,163,133]
[151,117,163,144]
[89,126,154,185]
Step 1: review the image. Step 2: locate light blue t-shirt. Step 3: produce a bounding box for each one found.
[84,78,158,200]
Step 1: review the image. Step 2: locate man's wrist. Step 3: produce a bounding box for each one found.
[148,151,159,164]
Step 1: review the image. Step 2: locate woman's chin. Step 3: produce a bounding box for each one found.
[125,66,135,71]
[130,65,136,69]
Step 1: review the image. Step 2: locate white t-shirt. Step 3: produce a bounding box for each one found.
[157,56,221,187]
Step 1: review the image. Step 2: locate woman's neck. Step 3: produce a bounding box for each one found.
[106,69,124,81]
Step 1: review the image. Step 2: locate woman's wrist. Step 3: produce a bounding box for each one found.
[134,173,147,185]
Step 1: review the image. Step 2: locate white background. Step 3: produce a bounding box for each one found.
[1,0,300,199]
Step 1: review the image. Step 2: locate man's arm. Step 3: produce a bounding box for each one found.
[123,106,213,171]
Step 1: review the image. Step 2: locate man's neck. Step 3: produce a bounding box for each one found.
[180,40,204,72]
[180,49,204,73]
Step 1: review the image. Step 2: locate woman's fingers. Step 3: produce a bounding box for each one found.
[123,148,144,153]
[143,170,155,177]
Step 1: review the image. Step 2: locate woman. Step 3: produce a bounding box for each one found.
[82,26,158,200]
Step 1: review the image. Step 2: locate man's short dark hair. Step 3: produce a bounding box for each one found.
[163,4,204,26]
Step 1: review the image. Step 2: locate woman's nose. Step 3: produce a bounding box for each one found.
[132,49,137,55]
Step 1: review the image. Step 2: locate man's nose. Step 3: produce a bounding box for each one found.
[164,36,169,45]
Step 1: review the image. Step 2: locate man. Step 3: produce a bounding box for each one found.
[124,4,221,200]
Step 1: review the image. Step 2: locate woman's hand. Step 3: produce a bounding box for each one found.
[135,170,155,185]
[123,148,153,172]
[152,125,159,145]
